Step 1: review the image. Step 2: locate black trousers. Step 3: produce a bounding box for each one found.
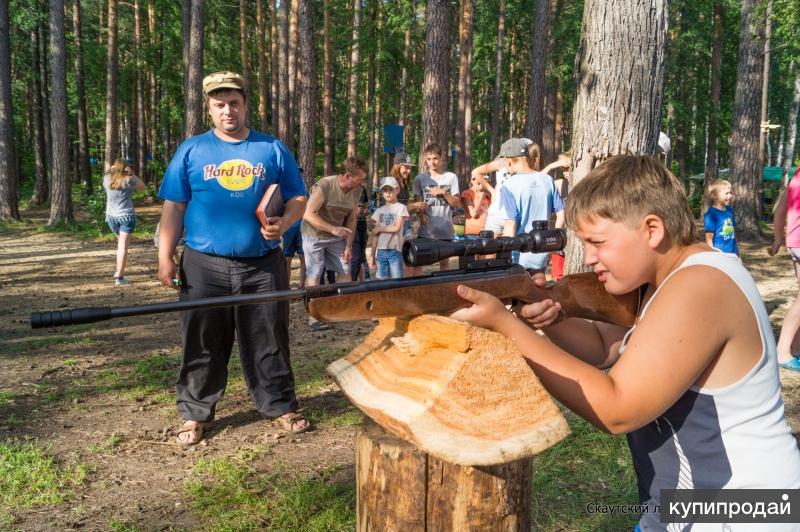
[176,246,297,422]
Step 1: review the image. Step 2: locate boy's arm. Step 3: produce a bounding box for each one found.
[705,232,714,247]
[554,209,565,229]
[453,266,742,435]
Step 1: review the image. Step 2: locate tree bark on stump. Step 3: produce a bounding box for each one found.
[356,419,532,532]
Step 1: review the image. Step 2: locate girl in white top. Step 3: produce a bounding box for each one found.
[103,158,145,285]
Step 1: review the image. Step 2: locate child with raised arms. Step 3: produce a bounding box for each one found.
[451,155,800,530]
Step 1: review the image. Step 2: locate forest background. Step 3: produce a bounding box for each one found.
[0,0,799,247]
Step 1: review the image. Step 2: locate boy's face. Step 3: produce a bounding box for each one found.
[381,186,398,202]
[424,153,442,173]
[717,186,733,206]
[575,216,652,295]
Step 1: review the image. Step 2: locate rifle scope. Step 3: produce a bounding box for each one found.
[403,222,566,267]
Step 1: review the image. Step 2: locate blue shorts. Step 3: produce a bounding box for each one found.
[282,224,303,257]
[106,215,136,235]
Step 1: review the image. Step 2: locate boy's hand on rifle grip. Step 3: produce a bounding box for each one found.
[450,285,509,332]
[512,299,562,330]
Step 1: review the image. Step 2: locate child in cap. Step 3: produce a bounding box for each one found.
[452,155,800,530]
[369,176,409,279]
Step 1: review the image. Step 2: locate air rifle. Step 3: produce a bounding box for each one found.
[29,223,640,330]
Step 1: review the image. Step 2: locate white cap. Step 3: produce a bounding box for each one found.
[379,176,399,189]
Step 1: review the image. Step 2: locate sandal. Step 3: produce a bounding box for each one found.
[275,412,312,434]
[175,420,211,447]
[779,358,800,372]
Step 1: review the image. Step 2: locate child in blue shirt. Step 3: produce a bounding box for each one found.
[704,179,738,255]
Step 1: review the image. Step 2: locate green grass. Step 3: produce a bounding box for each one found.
[0,391,18,404]
[185,452,355,531]
[292,347,347,395]
[0,441,87,527]
[87,433,124,454]
[1,182,158,241]
[531,413,639,531]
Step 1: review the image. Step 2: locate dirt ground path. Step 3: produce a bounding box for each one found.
[1,207,800,530]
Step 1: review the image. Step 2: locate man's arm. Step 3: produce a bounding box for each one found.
[157,200,187,288]
[302,185,352,238]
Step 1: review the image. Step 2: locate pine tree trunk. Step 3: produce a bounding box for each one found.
[729,0,765,238]
[147,0,159,175]
[184,0,205,138]
[564,0,669,273]
[48,0,73,224]
[524,0,550,145]
[758,0,772,165]
[782,64,800,182]
[490,0,505,158]
[134,0,146,182]
[239,0,251,97]
[554,84,562,154]
[704,0,723,183]
[270,0,279,136]
[366,0,378,182]
[287,0,298,150]
[420,0,452,168]
[542,80,556,163]
[277,0,290,145]
[398,0,414,129]
[297,0,316,189]
[30,27,48,205]
[256,0,268,131]
[72,0,91,194]
[322,0,334,174]
[0,0,19,220]
[346,0,361,158]
[454,0,473,184]
[181,0,190,103]
[39,22,52,185]
[103,0,118,171]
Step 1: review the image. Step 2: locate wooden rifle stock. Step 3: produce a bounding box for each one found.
[307,269,639,327]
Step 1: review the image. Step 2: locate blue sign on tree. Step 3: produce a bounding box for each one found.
[384,124,404,154]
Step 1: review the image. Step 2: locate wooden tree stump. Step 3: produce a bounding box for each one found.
[328,315,570,466]
[356,419,532,531]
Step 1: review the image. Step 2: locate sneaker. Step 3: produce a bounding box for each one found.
[309,320,331,331]
[779,357,800,372]
[115,276,129,286]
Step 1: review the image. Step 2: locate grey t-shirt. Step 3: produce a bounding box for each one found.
[103,174,138,218]
[371,202,409,251]
[412,171,460,239]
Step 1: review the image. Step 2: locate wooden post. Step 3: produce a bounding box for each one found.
[356,419,532,531]
[330,316,570,530]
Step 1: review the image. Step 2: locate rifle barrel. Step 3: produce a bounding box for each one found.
[30,288,310,329]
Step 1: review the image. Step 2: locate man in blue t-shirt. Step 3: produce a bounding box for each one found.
[497,138,565,271]
[157,71,310,446]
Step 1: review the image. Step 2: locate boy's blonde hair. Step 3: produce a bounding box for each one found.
[566,154,696,246]
[706,179,732,205]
